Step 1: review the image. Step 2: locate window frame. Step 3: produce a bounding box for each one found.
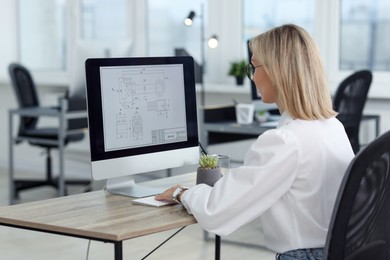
[14,0,390,99]
[326,0,389,98]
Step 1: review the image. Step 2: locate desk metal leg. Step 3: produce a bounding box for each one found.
[114,241,123,260]
[215,235,221,260]
[9,111,15,205]
[58,99,66,197]
[204,232,221,260]
[375,117,380,137]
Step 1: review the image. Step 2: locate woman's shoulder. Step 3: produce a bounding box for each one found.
[256,127,300,148]
[275,116,347,148]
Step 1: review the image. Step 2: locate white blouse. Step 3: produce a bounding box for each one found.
[181,112,355,253]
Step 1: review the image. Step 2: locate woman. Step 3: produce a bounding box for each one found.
[156,24,354,260]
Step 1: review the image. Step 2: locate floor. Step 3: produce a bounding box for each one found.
[0,163,276,260]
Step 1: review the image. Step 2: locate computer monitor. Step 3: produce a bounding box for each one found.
[85,56,200,197]
[174,48,203,83]
[246,40,260,101]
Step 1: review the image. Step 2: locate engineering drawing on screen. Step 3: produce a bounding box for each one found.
[100,64,188,152]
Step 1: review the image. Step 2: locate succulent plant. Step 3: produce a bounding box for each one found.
[199,154,219,169]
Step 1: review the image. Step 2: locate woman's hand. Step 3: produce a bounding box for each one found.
[155,185,180,203]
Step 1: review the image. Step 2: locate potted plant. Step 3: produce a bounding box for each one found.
[228,60,246,85]
[255,110,270,122]
[196,154,222,187]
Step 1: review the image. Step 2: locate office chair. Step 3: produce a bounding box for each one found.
[324,130,390,260]
[8,63,90,200]
[333,70,372,154]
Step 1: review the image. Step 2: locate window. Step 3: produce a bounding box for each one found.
[148,0,206,62]
[18,0,66,71]
[243,0,315,47]
[14,0,390,93]
[80,0,128,40]
[340,0,390,71]
[17,0,130,81]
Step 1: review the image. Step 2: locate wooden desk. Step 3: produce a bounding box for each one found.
[202,114,379,152]
[202,120,278,153]
[0,173,198,260]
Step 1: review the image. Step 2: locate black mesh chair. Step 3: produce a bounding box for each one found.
[333,70,372,154]
[324,130,390,260]
[8,63,90,201]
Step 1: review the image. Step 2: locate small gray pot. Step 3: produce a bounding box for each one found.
[196,167,222,187]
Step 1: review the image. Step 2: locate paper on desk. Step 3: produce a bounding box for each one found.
[132,196,176,207]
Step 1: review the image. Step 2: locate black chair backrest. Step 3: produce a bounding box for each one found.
[324,130,390,260]
[9,63,88,134]
[67,94,88,130]
[8,63,40,133]
[333,70,372,153]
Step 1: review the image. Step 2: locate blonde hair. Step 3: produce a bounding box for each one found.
[249,24,336,120]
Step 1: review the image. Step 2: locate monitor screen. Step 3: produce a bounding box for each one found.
[246,40,260,101]
[174,48,203,83]
[85,56,199,197]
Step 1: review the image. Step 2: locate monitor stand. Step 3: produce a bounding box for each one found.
[105,176,165,198]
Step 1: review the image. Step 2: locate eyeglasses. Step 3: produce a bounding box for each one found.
[246,63,263,81]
